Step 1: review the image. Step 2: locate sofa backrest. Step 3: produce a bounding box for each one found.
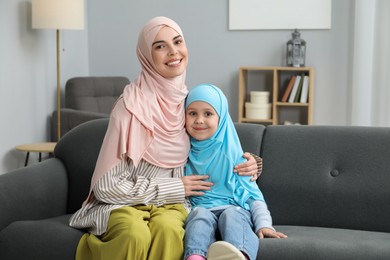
[54,119,109,213]
[234,122,265,156]
[54,118,265,214]
[65,76,130,114]
[259,125,390,233]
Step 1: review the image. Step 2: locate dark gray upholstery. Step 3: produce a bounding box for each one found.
[51,76,130,141]
[259,125,390,232]
[55,118,109,213]
[258,226,390,260]
[257,125,390,259]
[0,119,108,260]
[65,77,128,112]
[1,120,390,260]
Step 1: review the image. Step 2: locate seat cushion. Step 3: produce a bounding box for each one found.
[0,215,85,260]
[257,225,390,260]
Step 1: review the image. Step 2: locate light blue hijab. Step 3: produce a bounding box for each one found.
[185,84,264,210]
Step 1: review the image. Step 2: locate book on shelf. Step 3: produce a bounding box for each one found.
[288,75,301,103]
[300,75,309,103]
[293,73,305,102]
[281,75,296,102]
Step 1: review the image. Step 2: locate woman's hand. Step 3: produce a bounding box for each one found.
[257,228,288,239]
[181,175,213,197]
[234,152,262,181]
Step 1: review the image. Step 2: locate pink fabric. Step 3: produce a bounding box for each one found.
[122,16,189,168]
[84,16,190,204]
[187,255,206,260]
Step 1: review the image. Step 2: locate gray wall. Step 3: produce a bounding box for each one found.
[87,0,353,124]
[0,0,89,173]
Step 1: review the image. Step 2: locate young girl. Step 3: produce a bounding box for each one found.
[69,17,260,260]
[184,84,287,260]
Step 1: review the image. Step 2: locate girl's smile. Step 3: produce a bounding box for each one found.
[186,101,219,141]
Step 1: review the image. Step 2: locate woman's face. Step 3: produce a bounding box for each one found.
[151,26,188,79]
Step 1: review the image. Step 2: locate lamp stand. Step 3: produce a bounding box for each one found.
[56,29,61,141]
[32,0,84,142]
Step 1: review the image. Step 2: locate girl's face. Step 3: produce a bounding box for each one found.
[151,26,188,79]
[186,101,219,141]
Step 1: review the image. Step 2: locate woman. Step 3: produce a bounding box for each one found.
[69,16,260,260]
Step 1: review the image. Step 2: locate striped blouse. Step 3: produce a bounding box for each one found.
[69,157,189,236]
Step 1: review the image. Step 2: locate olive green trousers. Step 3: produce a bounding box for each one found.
[76,204,188,260]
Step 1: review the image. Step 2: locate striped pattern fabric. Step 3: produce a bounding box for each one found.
[69,158,189,235]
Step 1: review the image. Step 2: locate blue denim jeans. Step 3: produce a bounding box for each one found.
[184,206,259,260]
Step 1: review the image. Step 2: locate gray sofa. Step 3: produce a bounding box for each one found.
[51,76,130,141]
[1,119,390,260]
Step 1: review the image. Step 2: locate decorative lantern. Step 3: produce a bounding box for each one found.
[286,29,306,67]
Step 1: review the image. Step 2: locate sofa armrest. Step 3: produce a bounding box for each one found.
[0,159,68,231]
[51,108,110,141]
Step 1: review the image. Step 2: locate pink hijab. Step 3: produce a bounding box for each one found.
[87,17,190,199]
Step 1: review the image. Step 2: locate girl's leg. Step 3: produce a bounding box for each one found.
[148,203,188,260]
[218,206,259,260]
[76,206,151,260]
[184,207,218,259]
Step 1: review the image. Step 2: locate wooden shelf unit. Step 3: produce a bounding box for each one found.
[238,66,314,125]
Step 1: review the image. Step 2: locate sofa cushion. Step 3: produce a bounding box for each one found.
[259,125,390,233]
[0,160,68,230]
[65,76,130,113]
[0,215,84,260]
[258,225,390,260]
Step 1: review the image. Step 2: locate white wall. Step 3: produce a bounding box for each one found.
[0,0,89,173]
[0,0,356,173]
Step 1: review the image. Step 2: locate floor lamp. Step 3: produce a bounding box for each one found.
[32,0,84,141]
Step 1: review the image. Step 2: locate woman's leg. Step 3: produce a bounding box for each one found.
[148,203,188,260]
[76,206,151,260]
[218,206,259,260]
[184,207,218,259]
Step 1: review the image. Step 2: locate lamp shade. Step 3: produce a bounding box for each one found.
[32,0,84,30]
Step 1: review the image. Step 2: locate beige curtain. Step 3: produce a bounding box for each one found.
[350,0,390,126]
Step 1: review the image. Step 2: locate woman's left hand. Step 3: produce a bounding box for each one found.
[234,152,262,181]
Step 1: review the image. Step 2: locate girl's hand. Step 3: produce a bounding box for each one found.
[181,175,213,197]
[257,228,288,239]
[234,152,262,181]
